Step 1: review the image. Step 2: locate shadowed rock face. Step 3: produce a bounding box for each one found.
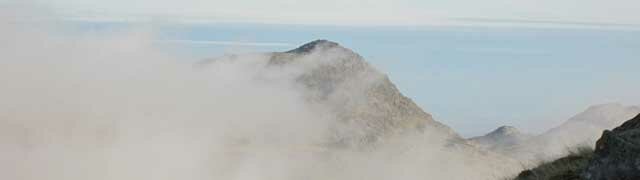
[268,40,461,146]
[582,113,640,180]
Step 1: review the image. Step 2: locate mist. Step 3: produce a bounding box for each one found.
[0,9,535,180]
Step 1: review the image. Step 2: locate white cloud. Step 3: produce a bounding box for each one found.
[0,11,523,179]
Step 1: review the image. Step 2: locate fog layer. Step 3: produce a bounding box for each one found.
[0,11,521,180]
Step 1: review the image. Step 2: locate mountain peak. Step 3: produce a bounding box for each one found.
[271,40,461,146]
[489,126,521,136]
[203,40,462,147]
[468,125,531,150]
[286,39,341,54]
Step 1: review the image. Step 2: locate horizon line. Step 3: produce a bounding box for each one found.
[59,15,640,31]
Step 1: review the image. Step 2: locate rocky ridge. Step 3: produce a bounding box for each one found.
[203,40,463,147]
[270,40,462,146]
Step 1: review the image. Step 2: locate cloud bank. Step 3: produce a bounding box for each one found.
[0,9,523,180]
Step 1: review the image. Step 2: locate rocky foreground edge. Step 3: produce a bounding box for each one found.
[515,113,640,180]
[582,113,640,180]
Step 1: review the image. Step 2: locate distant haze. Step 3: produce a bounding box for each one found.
[0,12,522,179]
[28,19,637,137]
[156,23,640,137]
[3,0,640,27]
[1,5,639,180]
[2,2,639,137]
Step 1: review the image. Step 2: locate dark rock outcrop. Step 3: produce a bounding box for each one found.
[513,113,640,180]
[582,113,640,180]
[514,151,592,180]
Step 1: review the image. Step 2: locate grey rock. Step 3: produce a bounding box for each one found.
[202,40,462,147]
[273,40,462,146]
[582,113,640,180]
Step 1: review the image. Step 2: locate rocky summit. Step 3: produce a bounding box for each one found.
[269,40,461,146]
[202,40,463,147]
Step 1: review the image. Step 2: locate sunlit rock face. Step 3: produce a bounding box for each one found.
[274,40,460,146]
[217,39,462,147]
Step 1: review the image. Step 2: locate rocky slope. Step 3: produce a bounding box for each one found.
[200,40,529,180]
[203,40,462,147]
[514,113,640,180]
[206,40,639,179]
